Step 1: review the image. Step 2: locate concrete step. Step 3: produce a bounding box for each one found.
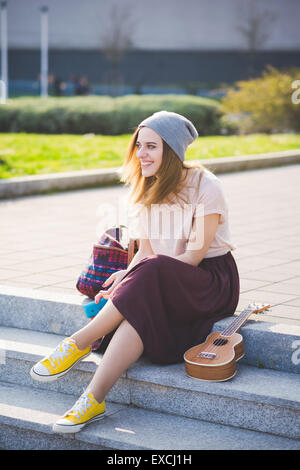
[1,326,299,441]
[0,381,299,450]
[1,285,300,374]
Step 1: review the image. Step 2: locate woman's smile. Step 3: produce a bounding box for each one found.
[136,127,163,177]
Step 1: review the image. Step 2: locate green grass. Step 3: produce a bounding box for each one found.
[0,132,300,178]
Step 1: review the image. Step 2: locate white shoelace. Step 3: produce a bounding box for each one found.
[48,339,76,369]
[66,393,95,419]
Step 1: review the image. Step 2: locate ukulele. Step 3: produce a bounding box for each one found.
[184,303,270,382]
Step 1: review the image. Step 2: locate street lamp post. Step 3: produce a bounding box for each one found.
[0,1,8,102]
[40,5,48,98]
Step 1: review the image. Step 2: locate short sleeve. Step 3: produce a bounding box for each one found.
[194,175,227,224]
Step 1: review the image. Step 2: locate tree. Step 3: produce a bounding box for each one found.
[100,2,138,91]
[236,0,277,76]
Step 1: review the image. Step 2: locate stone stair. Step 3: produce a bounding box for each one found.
[0,285,299,450]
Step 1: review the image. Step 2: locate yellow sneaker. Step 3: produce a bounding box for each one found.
[30,337,91,382]
[53,391,106,433]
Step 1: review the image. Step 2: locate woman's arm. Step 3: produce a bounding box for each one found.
[95,238,154,301]
[126,237,154,271]
[174,213,220,267]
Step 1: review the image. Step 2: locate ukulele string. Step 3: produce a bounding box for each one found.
[195,309,252,359]
[195,331,230,359]
[196,305,266,360]
[196,326,238,360]
[198,316,242,357]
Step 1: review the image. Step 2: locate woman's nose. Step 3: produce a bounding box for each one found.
[137,146,147,158]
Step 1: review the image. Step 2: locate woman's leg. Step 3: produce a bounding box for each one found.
[86,319,144,403]
[71,299,124,350]
[52,319,144,433]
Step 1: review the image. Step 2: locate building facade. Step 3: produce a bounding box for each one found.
[3,0,300,94]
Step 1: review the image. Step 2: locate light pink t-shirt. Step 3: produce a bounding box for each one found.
[128,168,236,259]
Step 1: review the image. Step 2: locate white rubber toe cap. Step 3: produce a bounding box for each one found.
[53,419,83,434]
[32,362,50,376]
[30,362,53,381]
[55,418,73,426]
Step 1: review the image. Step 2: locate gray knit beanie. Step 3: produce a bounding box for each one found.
[138,110,198,162]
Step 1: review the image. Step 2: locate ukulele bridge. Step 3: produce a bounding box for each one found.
[197,352,217,359]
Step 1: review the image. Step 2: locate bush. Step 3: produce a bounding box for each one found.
[0,94,228,136]
[220,65,300,134]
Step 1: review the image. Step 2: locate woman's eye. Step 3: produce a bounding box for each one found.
[136,144,155,149]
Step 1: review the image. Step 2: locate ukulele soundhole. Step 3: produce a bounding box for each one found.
[213,338,228,346]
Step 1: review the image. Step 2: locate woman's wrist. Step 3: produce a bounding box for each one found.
[127,249,150,271]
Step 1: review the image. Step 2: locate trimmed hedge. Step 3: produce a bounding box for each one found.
[0,94,230,136]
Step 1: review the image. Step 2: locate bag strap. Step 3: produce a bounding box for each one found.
[127,239,138,267]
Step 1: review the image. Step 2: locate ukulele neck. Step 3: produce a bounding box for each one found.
[221,307,253,337]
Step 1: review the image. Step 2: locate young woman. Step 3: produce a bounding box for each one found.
[30,110,239,433]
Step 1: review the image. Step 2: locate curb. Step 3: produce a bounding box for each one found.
[1,149,300,199]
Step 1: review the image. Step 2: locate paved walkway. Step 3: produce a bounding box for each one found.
[0,164,300,326]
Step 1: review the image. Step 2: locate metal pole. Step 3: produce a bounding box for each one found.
[40,6,48,98]
[0,1,8,102]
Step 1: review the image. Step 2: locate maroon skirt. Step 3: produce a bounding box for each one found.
[101,252,240,365]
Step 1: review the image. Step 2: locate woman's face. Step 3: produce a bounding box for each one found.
[136,127,163,177]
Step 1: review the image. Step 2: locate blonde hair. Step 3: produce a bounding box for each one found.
[120,127,204,209]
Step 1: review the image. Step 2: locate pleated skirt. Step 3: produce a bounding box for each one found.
[100,251,240,365]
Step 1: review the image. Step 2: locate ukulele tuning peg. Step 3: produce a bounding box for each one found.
[259,304,271,313]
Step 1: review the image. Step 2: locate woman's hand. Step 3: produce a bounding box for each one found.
[95,269,128,303]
